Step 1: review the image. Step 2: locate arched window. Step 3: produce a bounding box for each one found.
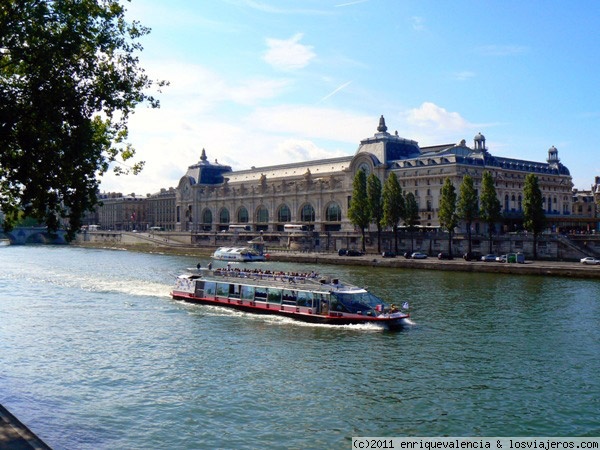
[325,202,341,222]
[202,209,212,225]
[237,206,249,223]
[219,208,230,224]
[277,204,291,222]
[256,205,268,223]
[300,203,315,222]
[201,209,213,231]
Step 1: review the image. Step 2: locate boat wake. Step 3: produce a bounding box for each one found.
[6,269,172,298]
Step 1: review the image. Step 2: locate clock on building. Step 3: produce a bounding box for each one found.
[358,162,371,175]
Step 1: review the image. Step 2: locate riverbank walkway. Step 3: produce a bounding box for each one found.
[0,404,51,450]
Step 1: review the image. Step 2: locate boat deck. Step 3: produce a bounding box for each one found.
[195,268,361,292]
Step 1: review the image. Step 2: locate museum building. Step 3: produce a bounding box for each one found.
[173,116,574,235]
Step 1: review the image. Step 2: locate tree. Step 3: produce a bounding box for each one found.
[404,191,420,253]
[523,173,545,260]
[367,173,383,253]
[348,169,370,252]
[381,172,404,254]
[0,0,166,239]
[438,177,458,257]
[457,174,478,254]
[479,171,502,253]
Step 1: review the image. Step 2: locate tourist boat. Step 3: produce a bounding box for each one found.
[171,267,411,330]
[0,239,10,247]
[212,246,266,262]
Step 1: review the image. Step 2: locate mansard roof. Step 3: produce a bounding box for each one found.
[355,115,421,162]
[226,156,353,183]
[184,148,232,185]
[392,140,570,176]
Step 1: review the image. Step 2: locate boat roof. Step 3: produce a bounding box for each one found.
[214,247,256,253]
[179,268,368,294]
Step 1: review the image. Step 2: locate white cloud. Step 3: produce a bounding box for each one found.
[246,105,373,142]
[263,33,316,71]
[453,71,476,81]
[411,16,426,31]
[146,60,290,110]
[405,102,472,132]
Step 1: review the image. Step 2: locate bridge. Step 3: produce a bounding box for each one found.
[1,227,68,245]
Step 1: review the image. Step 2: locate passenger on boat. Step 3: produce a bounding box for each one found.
[208,262,212,270]
[390,304,398,313]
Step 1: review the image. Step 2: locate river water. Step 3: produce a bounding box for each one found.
[1,246,599,449]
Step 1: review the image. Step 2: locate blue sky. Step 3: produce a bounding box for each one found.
[101,0,600,194]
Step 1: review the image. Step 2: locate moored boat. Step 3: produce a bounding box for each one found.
[171,267,411,330]
[212,246,266,262]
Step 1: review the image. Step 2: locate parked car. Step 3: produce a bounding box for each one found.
[338,248,347,256]
[381,251,396,258]
[463,252,480,261]
[496,254,507,263]
[481,254,497,262]
[411,252,428,259]
[346,249,364,256]
[580,257,600,265]
[437,252,453,260]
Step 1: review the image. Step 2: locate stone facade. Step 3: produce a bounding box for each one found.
[174,116,575,235]
[96,192,147,231]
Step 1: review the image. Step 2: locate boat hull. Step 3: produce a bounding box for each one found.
[171,290,409,330]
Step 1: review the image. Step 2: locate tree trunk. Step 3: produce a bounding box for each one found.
[361,228,366,252]
[467,222,472,253]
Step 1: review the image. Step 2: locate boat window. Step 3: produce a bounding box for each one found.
[314,293,330,314]
[216,283,229,297]
[194,280,205,297]
[330,291,384,314]
[229,284,241,298]
[241,285,254,300]
[267,288,282,304]
[204,282,216,298]
[296,291,313,307]
[254,287,267,301]
[282,289,297,306]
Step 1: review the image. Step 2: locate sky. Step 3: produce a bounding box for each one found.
[99,0,600,195]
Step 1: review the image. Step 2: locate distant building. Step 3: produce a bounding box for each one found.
[146,187,177,231]
[174,116,575,235]
[96,192,147,231]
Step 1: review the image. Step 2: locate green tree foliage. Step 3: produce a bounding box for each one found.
[367,173,383,253]
[438,177,458,257]
[0,0,166,239]
[404,191,419,253]
[348,169,370,252]
[479,171,502,253]
[523,173,545,259]
[381,172,404,254]
[457,174,478,253]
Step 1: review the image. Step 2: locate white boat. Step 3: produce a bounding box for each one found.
[212,246,266,262]
[171,267,411,330]
[0,239,10,247]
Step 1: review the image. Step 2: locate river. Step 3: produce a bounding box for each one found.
[1,245,599,449]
